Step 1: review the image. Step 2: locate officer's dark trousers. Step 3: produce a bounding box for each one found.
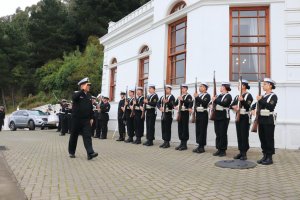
[67,114,72,133]
[195,112,209,147]
[134,111,144,138]
[146,109,156,141]
[161,113,173,141]
[100,120,108,139]
[118,116,126,138]
[126,114,135,138]
[91,116,96,136]
[95,118,102,138]
[214,119,230,151]
[57,114,62,131]
[0,121,3,131]
[259,124,275,155]
[235,116,250,153]
[61,114,68,134]
[178,111,189,142]
[68,118,94,155]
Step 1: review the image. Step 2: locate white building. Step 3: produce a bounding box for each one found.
[100,0,300,149]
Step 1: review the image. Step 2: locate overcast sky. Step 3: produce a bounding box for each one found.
[0,0,40,17]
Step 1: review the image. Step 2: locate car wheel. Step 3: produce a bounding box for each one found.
[28,120,35,130]
[9,122,17,131]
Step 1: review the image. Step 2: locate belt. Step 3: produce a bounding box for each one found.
[196,107,208,112]
[135,107,141,110]
[165,108,173,112]
[146,105,155,109]
[260,109,273,116]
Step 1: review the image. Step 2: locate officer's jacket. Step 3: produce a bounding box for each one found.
[72,90,93,120]
[175,93,193,111]
[195,93,211,119]
[157,94,175,111]
[125,97,134,116]
[214,93,232,120]
[0,111,5,124]
[252,93,278,125]
[145,93,158,111]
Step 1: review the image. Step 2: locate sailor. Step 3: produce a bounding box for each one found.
[132,87,144,144]
[211,82,232,157]
[124,88,135,143]
[117,91,126,141]
[157,85,175,148]
[193,82,211,153]
[230,79,253,160]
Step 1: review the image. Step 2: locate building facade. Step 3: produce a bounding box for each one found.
[100,0,300,149]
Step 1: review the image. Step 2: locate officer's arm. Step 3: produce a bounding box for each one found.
[174,98,179,106]
[185,95,193,108]
[72,90,84,102]
[251,103,257,111]
[139,97,144,107]
[168,96,176,109]
[157,96,162,109]
[229,96,238,109]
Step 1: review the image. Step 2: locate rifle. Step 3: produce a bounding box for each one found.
[141,85,147,119]
[161,82,167,121]
[209,71,217,120]
[177,85,183,122]
[191,77,197,123]
[235,76,243,122]
[130,86,136,118]
[251,79,261,133]
[122,86,128,121]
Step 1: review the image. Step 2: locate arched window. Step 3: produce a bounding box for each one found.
[170,1,186,14]
[139,46,149,88]
[110,58,117,101]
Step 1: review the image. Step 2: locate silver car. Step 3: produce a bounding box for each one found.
[9,110,48,131]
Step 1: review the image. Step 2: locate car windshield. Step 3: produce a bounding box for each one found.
[28,110,47,116]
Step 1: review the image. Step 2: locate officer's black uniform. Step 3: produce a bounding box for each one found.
[157,94,175,148]
[213,92,232,156]
[193,92,211,153]
[175,93,193,150]
[254,92,278,165]
[68,90,96,158]
[91,102,97,137]
[133,95,144,144]
[230,92,253,160]
[99,100,110,139]
[67,106,72,134]
[61,103,69,135]
[117,97,126,141]
[143,93,158,146]
[0,109,5,131]
[124,97,135,143]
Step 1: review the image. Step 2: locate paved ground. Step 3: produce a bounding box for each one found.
[0,130,300,200]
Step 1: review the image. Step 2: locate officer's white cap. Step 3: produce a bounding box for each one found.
[264,78,276,85]
[221,82,231,86]
[166,85,172,89]
[78,77,90,86]
[137,86,143,90]
[200,82,209,88]
[148,84,155,89]
[181,84,188,88]
[242,79,249,84]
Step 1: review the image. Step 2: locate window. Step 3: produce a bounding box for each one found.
[230,7,270,81]
[139,46,149,88]
[170,1,186,14]
[109,58,117,101]
[167,17,187,85]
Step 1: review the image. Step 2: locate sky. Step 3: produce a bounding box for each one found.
[0,0,40,17]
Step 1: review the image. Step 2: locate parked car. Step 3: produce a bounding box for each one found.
[46,112,59,128]
[9,110,48,131]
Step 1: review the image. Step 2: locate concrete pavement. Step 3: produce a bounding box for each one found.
[0,130,300,200]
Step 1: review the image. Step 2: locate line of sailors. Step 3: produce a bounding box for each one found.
[115,78,277,165]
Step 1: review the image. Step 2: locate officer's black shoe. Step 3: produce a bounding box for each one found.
[159,142,167,148]
[116,137,124,141]
[175,142,183,150]
[192,147,199,153]
[93,135,99,138]
[162,142,170,148]
[99,137,107,139]
[213,150,221,156]
[234,153,242,159]
[87,152,98,160]
[257,154,267,164]
[261,155,273,165]
[59,133,65,136]
[218,151,226,157]
[143,140,150,146]
[69,154,75,158]
[125,137,133,143]
[145,140,153,146]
